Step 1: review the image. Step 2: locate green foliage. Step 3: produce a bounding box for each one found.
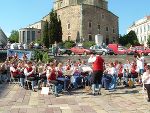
[34,36,43,45]
[34,50,43,62]
[63,40,75,48]
[49,10,62,44]
[42,52,53,63]
[119,30,139,46]
[147,35,150,47]
[42,21,49,48]
[83,41,95,48]
[34,50,53,63]
[126,43,132,48]
[9,30,19,43]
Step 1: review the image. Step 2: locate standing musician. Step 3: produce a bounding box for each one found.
[88,54,104,95]
[17,61,25,87]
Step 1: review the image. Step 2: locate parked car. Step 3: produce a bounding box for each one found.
[70,46,95,55]
[134,46,150,55]
[58,47,72,55]
[126,47,136,55]
[108,44,127,55]
[90,45,114,55]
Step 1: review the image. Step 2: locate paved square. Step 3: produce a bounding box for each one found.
[0,84,150,113]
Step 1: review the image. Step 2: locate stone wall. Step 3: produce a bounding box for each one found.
[82,4,119,44]
[56,5,81,41]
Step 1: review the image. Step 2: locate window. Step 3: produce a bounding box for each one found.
[68,36,71,41]
[23,31,26,43]
[32,31,35,41]
[60,2,63,7]
[137,29,138,34]
[112,28,115,33]
[106,27,109,31]
[102,14,105,19]
[67,23,70,29]
[27,31,30,43]
[140,27,142,33]
[144,36,146,42]
[89,22,92,28]
[141,37,142,42]
[89,34,92,41]
[148,25,150,31]
[144,26,146,32]
[98,25,100,30]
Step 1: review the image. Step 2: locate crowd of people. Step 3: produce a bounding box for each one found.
[0,52,150,102]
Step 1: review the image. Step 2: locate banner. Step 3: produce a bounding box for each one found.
[7,49,32,60]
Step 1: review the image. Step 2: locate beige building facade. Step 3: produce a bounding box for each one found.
[19,28,41,44]
[52,0,119,44]
[19,0,119,45]
[127,16,150,47]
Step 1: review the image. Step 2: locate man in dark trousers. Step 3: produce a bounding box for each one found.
[88,54,104,95]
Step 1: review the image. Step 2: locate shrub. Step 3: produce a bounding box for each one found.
[63,40,75,48]
[34,50,53,63]
[42,52,53,63]
[83,41,95,48]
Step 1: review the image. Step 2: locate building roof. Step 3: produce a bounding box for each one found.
[19,27,41,30]
[0,27,7,45]
[129,16,150,28]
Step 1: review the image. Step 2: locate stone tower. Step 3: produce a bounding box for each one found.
[51,0,119,44]
[54,0,108,10]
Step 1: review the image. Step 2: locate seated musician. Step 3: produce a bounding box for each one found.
[102,62,117,90]
[37,63,47,90]
[24,61,36,92]
[46,62,58,97]
[10,62,20,79]
[56,63,64,78]
[56,63,70,91]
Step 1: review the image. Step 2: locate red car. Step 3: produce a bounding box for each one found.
[135,46,150,55]
[70,46,94,55]
[108,44,127,55]
[126,47,136,55]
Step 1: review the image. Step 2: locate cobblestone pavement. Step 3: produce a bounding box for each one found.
[0,84,150,113]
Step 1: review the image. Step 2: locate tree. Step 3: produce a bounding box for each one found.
[57,19,62,43]
[127,30,139,45]
[42,20,49,48]
[49,10,62,44]
[9,30,19,43]
[119,30,139,46]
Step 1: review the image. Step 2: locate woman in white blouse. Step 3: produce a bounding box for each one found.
[142,65,150,102]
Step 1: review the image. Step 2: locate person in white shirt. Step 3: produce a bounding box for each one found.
[24,61,36,92]
[137,53,145,84]
[142,65,150,102]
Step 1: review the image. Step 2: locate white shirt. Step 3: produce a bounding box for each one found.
[46,66,52,78]
[88,56,96,63]
[10,66,17,72]
[142,72,150,84]
[24,67,34,76]
[108,67,117,75]
[137,56,144,70]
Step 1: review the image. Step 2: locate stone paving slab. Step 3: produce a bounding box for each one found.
[0,84,150,113]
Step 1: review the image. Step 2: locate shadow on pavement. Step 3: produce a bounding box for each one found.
[105,90,139,95]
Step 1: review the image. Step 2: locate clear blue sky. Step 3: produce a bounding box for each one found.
[0,0,150,37]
